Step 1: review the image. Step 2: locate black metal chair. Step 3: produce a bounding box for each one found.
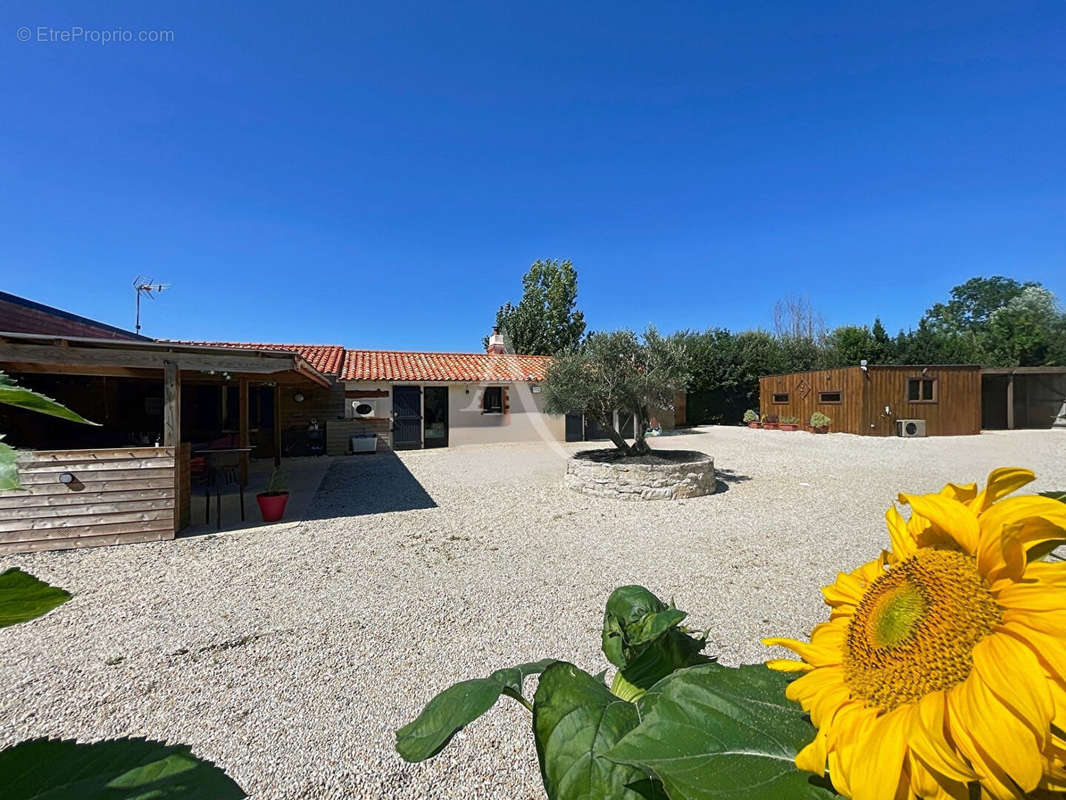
[203,452,245,530]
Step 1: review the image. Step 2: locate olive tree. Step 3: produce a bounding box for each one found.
[543,328,688,456]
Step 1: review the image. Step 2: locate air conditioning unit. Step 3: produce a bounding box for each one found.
[897,419,927,438]
[351,398,386,418]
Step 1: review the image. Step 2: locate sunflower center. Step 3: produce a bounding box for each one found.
[843,549,1002,710]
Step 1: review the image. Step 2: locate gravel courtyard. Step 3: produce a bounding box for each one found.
[2,427,1064,798]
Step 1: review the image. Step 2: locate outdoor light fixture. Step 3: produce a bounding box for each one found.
[293,392,305,403]
[58,472,75,485]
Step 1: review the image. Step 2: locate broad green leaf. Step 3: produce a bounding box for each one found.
[1040,491,1066,504]
[0,737,245,799]
[0,568,71,628]
[606,663,835,800]
[0,370,98,425]
[533,661,655,800]
[0,435,18,491]
[396,659,555,762]
[602,585,710,697]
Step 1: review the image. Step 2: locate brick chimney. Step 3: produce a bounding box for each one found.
[487,326,506,355]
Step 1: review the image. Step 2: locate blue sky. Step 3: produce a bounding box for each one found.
[2,1,1063,351]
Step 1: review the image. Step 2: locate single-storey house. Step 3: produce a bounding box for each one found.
[760,364,1066,436]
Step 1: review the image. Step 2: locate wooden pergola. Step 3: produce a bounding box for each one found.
[0,331,331,472]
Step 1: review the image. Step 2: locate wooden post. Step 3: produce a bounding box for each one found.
[239,377,250,485]
[1007,373,1015,430]
[163,360,181,447]
[274,383,282,467]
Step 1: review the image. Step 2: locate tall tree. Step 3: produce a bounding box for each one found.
[484,259,586,355]
[543,328,688,455]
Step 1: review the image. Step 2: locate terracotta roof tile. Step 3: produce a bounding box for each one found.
[341,350,551,383]
[165,341,346,376]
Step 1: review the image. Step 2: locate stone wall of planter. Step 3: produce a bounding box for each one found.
[564,450,716,501]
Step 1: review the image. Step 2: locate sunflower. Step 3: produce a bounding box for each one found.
[764,468,1066,800]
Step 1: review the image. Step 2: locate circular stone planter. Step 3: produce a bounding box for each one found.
[565,449,716,501]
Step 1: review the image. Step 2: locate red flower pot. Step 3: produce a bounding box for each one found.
[256,492,289,522]
[780,424,799,431]
[813,426,829,434]
[747,422,762,429]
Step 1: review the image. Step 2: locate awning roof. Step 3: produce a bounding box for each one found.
[0,331,332,387]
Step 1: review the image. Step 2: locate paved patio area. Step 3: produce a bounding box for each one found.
[1,427,1064,798]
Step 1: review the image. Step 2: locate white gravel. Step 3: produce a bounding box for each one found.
[2,427,1064,798]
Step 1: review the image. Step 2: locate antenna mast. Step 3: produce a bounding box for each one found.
[133,277,170,335]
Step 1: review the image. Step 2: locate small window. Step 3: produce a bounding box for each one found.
[818,391,842,404]
[772,392,789,404]
[482,386,503,413]
[907,378,937,403]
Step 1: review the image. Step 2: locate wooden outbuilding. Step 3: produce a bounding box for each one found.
[759,365,983,436]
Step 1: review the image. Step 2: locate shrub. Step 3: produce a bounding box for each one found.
[811,412,831,428]
[743,410,759,423]
[781,416,799,425]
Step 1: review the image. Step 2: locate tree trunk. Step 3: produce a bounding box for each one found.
[605,426,632,456]
[629,406,651,455]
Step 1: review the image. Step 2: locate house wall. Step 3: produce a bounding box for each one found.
[759,366,982,436]
[447,383,565,446]
[860,366,981,436]
[276,380,350,455]
[760,368,864,433]
[342,380,566,448]
[0,446,179,554]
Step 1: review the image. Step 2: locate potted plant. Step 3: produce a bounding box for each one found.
[810,412,831,434]
[762,413,779,430]
[256,468,289,522]
[780,416,800,431]
[743,409,761,428]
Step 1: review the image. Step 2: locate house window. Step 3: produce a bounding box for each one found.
[907,378,938,403]
[482,386,503,413]
[818,391,842,404]
[772,392,789,404]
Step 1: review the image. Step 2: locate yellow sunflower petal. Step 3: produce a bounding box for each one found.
[909,690,975,784]
[785,665,846,706]
[998,620,1066,685]
[886,505,918,562]
[899,492,981,554]
[940,481,978,504]
[847,707,911,800]
[948,676,1042,794]
[765,658,812,673]
[971,467,1036,512]
[973,634,1054,743]
[978,496,1066,582]
[762,637,841,668]
[795,725,828,775]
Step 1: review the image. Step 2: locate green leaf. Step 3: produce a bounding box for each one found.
[0,435,19,491]
[533,662,655,800]
[602,585,710,698]
[0,568,71,628]
[396,659,555,762]
[0,370,98,425]
[606,663,835,800]
[1040,491,1066,504]
[0,737,245,799]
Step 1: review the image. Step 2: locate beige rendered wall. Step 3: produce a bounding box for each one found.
[447,383,565,446]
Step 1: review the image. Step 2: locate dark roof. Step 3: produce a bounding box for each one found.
[0,291,147,341]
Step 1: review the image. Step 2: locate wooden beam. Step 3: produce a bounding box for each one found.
[1007,373,1015,431]
[164,360,181,447]
[239,377,250,485]
[0,343,301,375]
[273,382,282,467]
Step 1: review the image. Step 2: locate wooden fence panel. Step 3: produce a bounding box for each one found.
[0,447,178,554]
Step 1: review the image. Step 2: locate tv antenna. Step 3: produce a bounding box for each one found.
[133,277,170,335]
